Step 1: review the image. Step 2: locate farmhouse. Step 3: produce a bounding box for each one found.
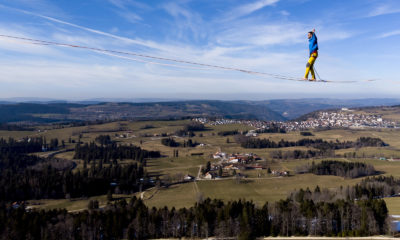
[204,172,214,179]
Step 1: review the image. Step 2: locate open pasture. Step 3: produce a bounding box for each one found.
[2,119,400,213]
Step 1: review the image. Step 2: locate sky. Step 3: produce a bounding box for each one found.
[0,0,399,100]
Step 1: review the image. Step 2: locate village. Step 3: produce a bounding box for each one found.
[284,110,398,130]
[193,109,398,132]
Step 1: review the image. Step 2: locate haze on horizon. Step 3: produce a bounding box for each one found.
[0,0,399,100]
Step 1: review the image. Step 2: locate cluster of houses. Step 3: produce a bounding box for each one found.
[199,151,291,180]
[213,152,262,165]
[200,152,265,179]
[193,111,398,132]
[282,111,398,130]
[193,118,279,130]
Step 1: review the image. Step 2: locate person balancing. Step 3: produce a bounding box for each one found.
[303,29,318,81]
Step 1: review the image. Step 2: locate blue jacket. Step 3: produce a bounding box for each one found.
[309,33,318,55]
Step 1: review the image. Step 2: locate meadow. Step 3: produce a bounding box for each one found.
[3,119,400,215]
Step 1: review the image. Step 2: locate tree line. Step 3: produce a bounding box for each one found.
[352,176,400,199]
[0,137,60,171]
[0,124,33,131]
[174,122,206,137]
[161,138,198,148]
[95,134,114,145]
[294,176,400,202]
[239,137,387,150]
[74,142,161,163]
[296,160,376,178]
[272,149,394,160]
[0,137,43,154]
[0,194,388,240]
[287,186,388,236]
[161,137,180,147]
[218,129,239,136]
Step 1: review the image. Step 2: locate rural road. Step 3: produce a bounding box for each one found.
[196,165,202,179]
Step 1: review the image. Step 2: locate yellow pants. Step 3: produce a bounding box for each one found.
[304,52,318,79]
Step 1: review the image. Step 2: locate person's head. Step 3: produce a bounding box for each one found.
[308,31,313,39]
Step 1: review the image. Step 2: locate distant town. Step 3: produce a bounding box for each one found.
[194,108,399,131]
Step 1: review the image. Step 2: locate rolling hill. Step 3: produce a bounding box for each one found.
[0,101,285,124]
[1,98,400,124]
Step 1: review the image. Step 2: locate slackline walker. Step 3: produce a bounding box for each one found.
[0,34,373,84]
[304,29,318,81]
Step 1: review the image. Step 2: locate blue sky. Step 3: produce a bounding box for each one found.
[0,0,399,100]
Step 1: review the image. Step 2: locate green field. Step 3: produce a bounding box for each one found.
[141,174,361,209]
[4,119,400,214]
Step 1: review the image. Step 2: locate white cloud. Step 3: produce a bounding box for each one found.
[2,5,181,52]
[161,2,207,40]
[224,0,280,21]
[108,0,150,11]
[1,0,66,18]
[216,22,307,46]
[0,61,122,87]
[116,11,142,23]
[368,4,400,17]
[376,29,400,39]
[280,10,290,16]
[108,0,144,23]
[163,2,192,19]
[317,30,353,42]
[108,0,126,9]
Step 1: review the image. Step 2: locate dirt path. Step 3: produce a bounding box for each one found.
[193,181,199,193]
[192,165,202,193]
[196,165,202,179]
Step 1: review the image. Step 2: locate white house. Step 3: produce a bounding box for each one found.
[204,172,214,179]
